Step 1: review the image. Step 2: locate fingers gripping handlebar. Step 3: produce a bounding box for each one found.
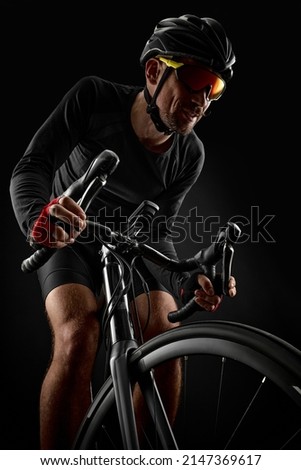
[167,222,241,323]
[21,150,120,274]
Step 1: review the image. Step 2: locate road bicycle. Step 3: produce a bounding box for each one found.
[21,150,301,450]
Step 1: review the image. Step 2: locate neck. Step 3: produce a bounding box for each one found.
[130,91,173,153]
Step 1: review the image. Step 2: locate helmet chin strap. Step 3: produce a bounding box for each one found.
[144,67,174,135]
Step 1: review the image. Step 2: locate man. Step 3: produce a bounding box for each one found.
[10,14,237,449]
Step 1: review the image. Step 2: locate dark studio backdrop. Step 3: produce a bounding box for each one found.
[0,0,297,450]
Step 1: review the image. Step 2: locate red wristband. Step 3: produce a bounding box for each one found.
[31,197,61,247]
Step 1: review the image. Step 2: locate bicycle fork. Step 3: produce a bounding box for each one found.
[102,247,178,449]
[101,247,138,448]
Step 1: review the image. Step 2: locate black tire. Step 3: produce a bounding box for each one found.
[73,320,301,450]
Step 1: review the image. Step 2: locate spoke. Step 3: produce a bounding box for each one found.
[141,427,154,449]
[224,376,266,449]
[101,424,118,449]
[152,369,159,449]
[214,356,226,439]
[280,427,301,449]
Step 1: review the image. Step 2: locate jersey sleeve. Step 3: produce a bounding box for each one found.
[9,76,99,237]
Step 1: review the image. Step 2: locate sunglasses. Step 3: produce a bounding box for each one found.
[159,57,226,101]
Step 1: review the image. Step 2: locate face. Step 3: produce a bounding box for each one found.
[146,58,214,136]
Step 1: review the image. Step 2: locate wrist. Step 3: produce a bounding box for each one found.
[30,197,60,248]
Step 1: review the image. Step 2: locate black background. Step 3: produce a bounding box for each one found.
[0,0,297,449]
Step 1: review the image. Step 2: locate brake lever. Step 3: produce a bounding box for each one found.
[194,221,241,296]
[66,149,120,211]
[125,200,160,237]
[217,222,241,295]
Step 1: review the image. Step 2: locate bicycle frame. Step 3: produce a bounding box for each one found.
[100,244,178,450]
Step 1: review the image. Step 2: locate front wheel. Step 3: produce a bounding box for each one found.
[73,320,301,450]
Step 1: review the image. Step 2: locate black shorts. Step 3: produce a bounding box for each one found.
[37,239,168,302]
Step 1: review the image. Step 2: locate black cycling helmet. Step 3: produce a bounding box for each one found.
[141,14,236,134]
[140,14,236,82]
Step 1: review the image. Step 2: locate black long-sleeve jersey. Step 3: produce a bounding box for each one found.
[10,75,205,296]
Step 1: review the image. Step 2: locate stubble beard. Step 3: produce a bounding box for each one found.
[160,110,196,136]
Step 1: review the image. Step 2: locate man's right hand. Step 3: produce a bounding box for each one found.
[31,196,86,248]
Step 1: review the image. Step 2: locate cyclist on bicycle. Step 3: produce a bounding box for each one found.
[10,14,237,449]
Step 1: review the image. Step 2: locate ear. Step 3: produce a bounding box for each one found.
[145,58,162,85]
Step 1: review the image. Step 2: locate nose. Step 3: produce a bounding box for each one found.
[194,86,211,105]
[190,87,211,113]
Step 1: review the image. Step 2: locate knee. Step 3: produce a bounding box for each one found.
[58,314,100,362]
[47,311,99,368]
[135,290,180,340]
[46,285,101,365]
